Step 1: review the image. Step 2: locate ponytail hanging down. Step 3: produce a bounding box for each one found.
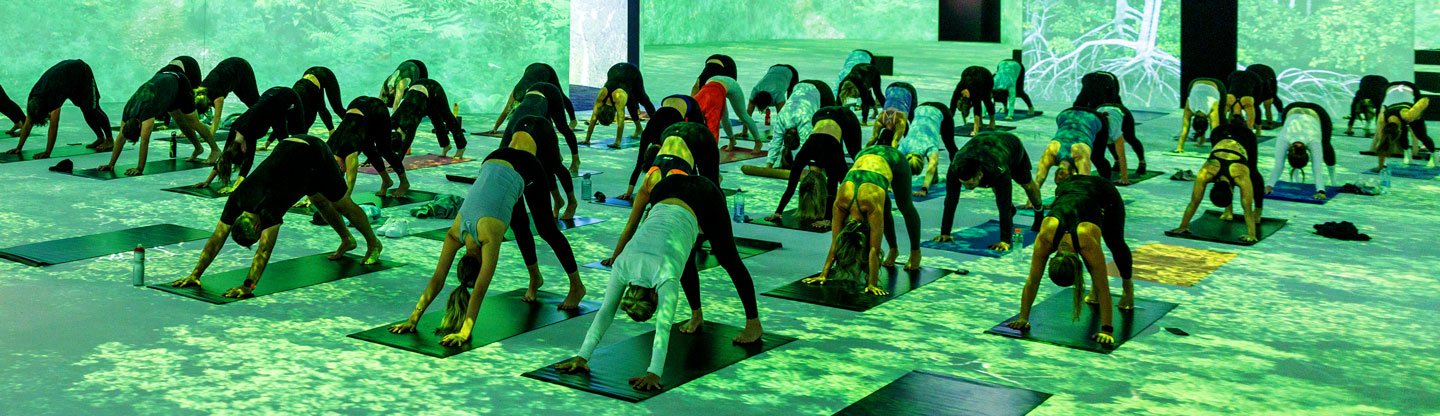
[436,255,481,335]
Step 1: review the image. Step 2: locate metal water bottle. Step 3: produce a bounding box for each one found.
[733,189,746,222]
[169,131,178,158]
[581,173,593,199]
[132,245,145,286]
[1012,228,1024,248]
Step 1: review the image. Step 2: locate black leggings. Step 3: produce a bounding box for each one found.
[1103,106,1146,170]
[1100,200,1132,281]
[0,84,26,125]
[510,191,579,274]
[774,134,849,215]
[503,116,573,195]
[812,106,863,159]
[401,86,467,150]
[515,86,578,156]
[878,159,920,252]
[679,198,758,320]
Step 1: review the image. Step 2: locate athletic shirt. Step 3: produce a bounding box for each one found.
[1096,104,1127,143]
[29,60,92,113]
[899,105,945,156]
[199,57,252,99]
[1227,70,1261,97]
[1382,84,1415,107]
[952,133,1025,189]
[511,63,557,101]
[459,162,526,243]
[751,65,794,105]
[1269,108,1326,189]
[326,96,391,158]
[603,62,642,94]
[846,146,903,196]
[694,81,728,139]
[122,72,193,121]
[993,60,1022,91]
[773,83,822,144]
[883,84,914,115]
[1053,108,1103,161]
[836,50,872,88]
[220,135,334,227]
[1188,82,1221,114]
[382,61,422,105]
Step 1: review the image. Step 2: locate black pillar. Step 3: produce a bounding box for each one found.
[628,0,641,65]
[939,0,1000,43]
[1180,0,1236,107]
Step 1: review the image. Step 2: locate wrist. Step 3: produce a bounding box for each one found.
[1101,324,1114,334]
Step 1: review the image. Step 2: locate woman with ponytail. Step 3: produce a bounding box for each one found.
[324,97,408,198]
[806,145,924,295]
[388,147,587,346]
[1007,174,1133,345]
[194,57,260,139]
[1264,102,1335,200]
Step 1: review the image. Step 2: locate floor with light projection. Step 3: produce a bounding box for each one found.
[1,40,1437,415]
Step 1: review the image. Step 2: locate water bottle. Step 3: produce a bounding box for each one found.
[1012,228,1024,248]
[733,189,746,222]
[169,132,178,158]
[581,173,593,200]
[1381,168,1392,192]
[132,245,145,286]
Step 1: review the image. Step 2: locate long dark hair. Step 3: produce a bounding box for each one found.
[436,255,481,335]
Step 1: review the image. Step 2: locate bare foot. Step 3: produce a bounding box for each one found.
[1085,291,1098,305]
[85,138,103,149]
[329,238,357,260]
[363,243,383,265]
[453,148,465,159]
[559,283,586,310]
[523,275,544,303]
[559,199,577,221]
[733,319,763,343]
[375,177,394,197]
[388,182,409,198]
[882,249,899,267]
[186,148,204,162]
[33,151,50,159]
[95,143,113,152]
[439,145,452,158]
[680,310,704,333]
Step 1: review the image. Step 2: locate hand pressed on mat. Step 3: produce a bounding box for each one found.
[629,372,662,391]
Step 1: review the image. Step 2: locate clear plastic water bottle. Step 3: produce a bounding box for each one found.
[132,245,145,286]
[1012,228,1024,248]
[581,173,592,200]
[733,189,746,222]
[1381,168,1392,192]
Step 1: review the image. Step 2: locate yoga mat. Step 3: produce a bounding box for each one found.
[996,110,1045,121]
[834,370,1052,416]
[745,209,828,233]
[348,289,600,358]
[739,164,789,179]
[1362,164,1439,180]
[1111,169,1163,186]
[1264,182,1340,205]
[0,224,211,267]
[1105,244,1235,287]
[470,130,504,138]
[920,220,1038,258]
[985,288,1177,353]
[524,321,796,402]
[1258,120,1283,130]
[411,217,605,242]
[1161,150,1210,159]
[1164,210,1287,246]
[148,253,403,304]
[1359,150,1430,160]
[584,237,781,272]
[908,181,946,203]
[588,188,738,209]
[447,170,602,185]
[63,158,210,180]
[162,183,226,199]
[0,144,101,163]
[954,125,1017,137]
[358,154,471,174]
[763,266,957,312]
[1130,109,1170,122]
[720,148,767,164]
[585,136,641,149]
[287,190,441,215]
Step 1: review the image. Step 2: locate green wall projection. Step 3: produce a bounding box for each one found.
[641,0,938,46]
[0,0,569,114]
[1022,0,1182,108]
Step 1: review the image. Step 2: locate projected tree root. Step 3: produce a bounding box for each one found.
[1023,0,1179,107]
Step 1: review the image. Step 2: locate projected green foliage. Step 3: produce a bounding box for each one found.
[641,0,936,46]
[0,0,568,114]
[1023,0,1181,107]
[1420,2,1440,50]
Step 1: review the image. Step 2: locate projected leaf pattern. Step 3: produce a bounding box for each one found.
[1023,0,1182,108]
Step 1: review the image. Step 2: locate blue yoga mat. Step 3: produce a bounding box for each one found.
[1265,182,1340,204]
[921,219,1038,258]
[1362,165,1439,180]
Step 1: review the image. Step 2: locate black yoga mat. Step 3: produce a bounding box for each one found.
[523,321,796,402]
[446,170,603,185]
[834,370,1052,416]
[411,217,605,242]
[162,183,226,199]
[348,288,600,358]
[985,288,1177,353]
[745,209,828,233]
[63,158,210,180]
[1164,210,1287,246]
[148,253,403,304]
[1111,168,1163,186]
[0,144,101,164]
[584,237,781,272]
[954,125,1017,137]
[588,188,737,209]
[0,224,212,267]
[1264,182,1340,205]
[920,220,1038,258]
[763,267,957,312]
[287,190,440,215]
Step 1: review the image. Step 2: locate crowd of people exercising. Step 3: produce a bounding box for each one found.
[1,48,1428,393]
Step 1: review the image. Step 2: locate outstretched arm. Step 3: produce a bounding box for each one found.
[223,225,279,298]
[1012,220,1057,328]
[391,221,463,333]
[1078,234,1113,339]
[1236,172,1258,241]
[1174,171,1211,232]
[441,231,501,346]
[490,96,516,132]
[607,178,653,263]
[864,205,887,295]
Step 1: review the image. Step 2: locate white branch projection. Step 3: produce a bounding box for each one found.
[1023,0,1180,108]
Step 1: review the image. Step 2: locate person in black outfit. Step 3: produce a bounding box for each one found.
[191,87,303,193]
[1227,69,1264,134]
[1073,71,1122,109]
[690,54,738,95]
[1346,75,1389,136]
[158,56,203,87]
[99,72,217,175]
[1008,174,1132,345]
[1,83,28,135]
[194,57,261,138]
[392,78,466,162]
[838,63,884,123]
[502,115,578,220]
[325,97,409,198]
[4,60,112,159]
[618,105,691,201]
[1246,64,1282,126]
[380,60,427,110]
[952,66,996,136]
[491,63,574,131]
[933,132,1044,251]
[167,134,383,299]
[289,67,346,135]
[489,82,580,170]
[585,62,656,146]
